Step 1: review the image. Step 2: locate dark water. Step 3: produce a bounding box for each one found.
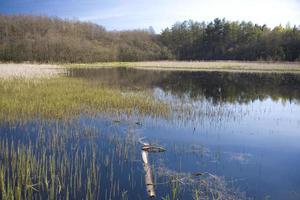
[1,67,300,199]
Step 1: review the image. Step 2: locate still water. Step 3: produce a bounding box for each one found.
[1,67,300,199]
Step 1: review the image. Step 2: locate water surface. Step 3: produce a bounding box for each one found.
[1,67,300,199]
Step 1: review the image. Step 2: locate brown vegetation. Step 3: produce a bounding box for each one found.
[0,15,299,63]
[0,15,172,63]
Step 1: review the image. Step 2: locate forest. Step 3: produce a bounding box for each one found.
[0,15,299,62]
[0,15,172,62]
[161,18,300,61]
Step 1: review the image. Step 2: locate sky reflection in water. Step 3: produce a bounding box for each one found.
[1,68,300,199]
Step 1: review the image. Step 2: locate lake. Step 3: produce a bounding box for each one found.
[1,67,300,199]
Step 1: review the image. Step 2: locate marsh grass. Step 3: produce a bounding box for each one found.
[0,66,254,199]
[0,122,142,200]
[0,120,244,200]
[155,164,245,200]
[0,77,170,122]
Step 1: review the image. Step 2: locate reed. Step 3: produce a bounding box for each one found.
[0,77,170,122]
[0,68,248,199]
[0,121,143,199]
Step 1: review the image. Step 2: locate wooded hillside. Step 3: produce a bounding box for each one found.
[0,15,299,62]
[0,15,171,62]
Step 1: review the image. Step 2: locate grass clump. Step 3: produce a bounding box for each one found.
[0,77,170,122]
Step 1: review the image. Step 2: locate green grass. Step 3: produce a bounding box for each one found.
[0,123,141,200]
[63,61,300,73]
[0,77,170,122]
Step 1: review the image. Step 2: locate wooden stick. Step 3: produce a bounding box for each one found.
[141,150,155,198]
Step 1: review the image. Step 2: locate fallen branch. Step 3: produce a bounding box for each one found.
[140,137,166,198]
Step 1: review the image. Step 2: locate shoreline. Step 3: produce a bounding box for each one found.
[64,61,300,73]
[1,61,300,78]
[0,63,64,79]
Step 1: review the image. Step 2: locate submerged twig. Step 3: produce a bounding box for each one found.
[140,137,166,198]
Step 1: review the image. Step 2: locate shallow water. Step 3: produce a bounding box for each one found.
[1,67,300,199]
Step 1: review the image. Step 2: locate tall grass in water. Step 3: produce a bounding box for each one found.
[0,122,142,199]
[0,72,246,199]
[0,77,170,122]
[0,118,245,199]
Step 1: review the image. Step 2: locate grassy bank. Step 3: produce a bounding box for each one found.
[64,61,300,73]
[2,61,300,73]
[0,77,170,122]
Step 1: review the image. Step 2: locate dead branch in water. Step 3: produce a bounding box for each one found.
[139,137,166,198]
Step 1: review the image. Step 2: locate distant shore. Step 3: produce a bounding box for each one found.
[1,61,300,78]
[64,61,300,73]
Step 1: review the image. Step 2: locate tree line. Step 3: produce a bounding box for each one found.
[0,15,171,62]
[160,18,300,61]
[0,15,299,63]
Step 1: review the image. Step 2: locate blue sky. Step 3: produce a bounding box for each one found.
[1,0,300,32]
